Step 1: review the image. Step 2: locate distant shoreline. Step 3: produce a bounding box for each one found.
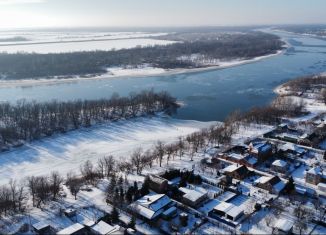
[0,49,285,88]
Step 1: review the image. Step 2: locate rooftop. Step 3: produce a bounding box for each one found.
[91,221,120,235]
[57,223,84,235]
[274,218,294,232]
[180,187,207,202]
[272,159,287,168]
[32,221,50,231]
[131,193,171,220]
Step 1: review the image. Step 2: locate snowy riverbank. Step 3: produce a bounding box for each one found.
[0,49,284,88]
[0,116,216,184]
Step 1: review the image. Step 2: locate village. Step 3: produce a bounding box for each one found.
[0,75,326,235]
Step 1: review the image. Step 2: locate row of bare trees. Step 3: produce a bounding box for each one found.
[0,117,238,217]
[0,90,178,148]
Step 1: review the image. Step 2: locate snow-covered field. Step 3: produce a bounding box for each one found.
[106,65,167,77]
[0,31,169,45]
[0,116,216,185]
[0,38,176,54]
[0,30,175,53]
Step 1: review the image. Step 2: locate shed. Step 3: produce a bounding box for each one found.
[57,223,85,235]
[32,221,52,234]
[274,218,294,234]
[91,221,121,235]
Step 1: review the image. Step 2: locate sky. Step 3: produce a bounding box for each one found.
[0,0,326,29]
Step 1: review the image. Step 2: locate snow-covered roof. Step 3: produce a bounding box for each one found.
[244,155,258,165]
[272,159,287,168]
[254,142,272,153]
[254,176,273,184]
[32,221,50,231]
[131,193,171,220]
[226,205,244,219]
[91,221,120,235]
[217,191,237,202]
[57,223,85,235]
[214,201,233,213]
[162,206,177,217]
[228,153,245,160]
[223,164,240,173]
[149,174,167,185]
[280,143,305,154]
[214,201,244,219]
[180,187,207,202]
[273,180,286,193]
[308,166,323,175]
[274,218,294,232]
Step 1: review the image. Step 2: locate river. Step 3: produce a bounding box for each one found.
[1,30,326,121]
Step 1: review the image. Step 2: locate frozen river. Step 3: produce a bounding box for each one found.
[1,30,326,121]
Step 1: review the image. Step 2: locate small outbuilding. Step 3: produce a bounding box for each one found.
[273,218,294,234]
[57,223,86,235]
[91,221,122,235]
[32,221,52,234]
[271,159,288,173]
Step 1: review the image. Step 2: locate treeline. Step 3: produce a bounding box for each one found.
[282,74,326,104]
[0,90,178,149]
[237,96,305,125]
[283,75,326,93]
[0,32,283,79]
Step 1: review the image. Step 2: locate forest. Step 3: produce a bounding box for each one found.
[282,74,326,104]
[0,32,283,79]
[0,90,178,149]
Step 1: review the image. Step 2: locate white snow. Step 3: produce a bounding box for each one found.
[0,116,216,184]
[57,223,84,235]
[272,159,287,168]
[0,31,169,45]
[106,65,166,77]
[0,38,176,54]
[91,221,120,235]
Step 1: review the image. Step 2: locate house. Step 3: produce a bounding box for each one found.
[148,175,169,193]
[222,164,249,180]
[273,218,294,234]
[254,175,286,194]
[271,159,288,173]
[248,141,273,162]
[209,201,244,222]
[91,221,122,235]
[57,223,86,235]
[219,143,271,167]
[305,166,325,185]
[130,193,173,220]
[179,187,207,208]
[218,145,249,166]
[32,221,52,234]
[279,143,306,158]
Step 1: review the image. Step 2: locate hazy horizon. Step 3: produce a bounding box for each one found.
[1,0,326,29]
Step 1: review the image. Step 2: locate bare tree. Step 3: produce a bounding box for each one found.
[155,141,165,167]
[66,173,83,200]
[131,148,144,175]
[49,171,63,200]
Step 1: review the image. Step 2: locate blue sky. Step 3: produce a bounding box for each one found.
[0,0,326,28]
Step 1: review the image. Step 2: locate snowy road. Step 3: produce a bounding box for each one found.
[0,116,215,184]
